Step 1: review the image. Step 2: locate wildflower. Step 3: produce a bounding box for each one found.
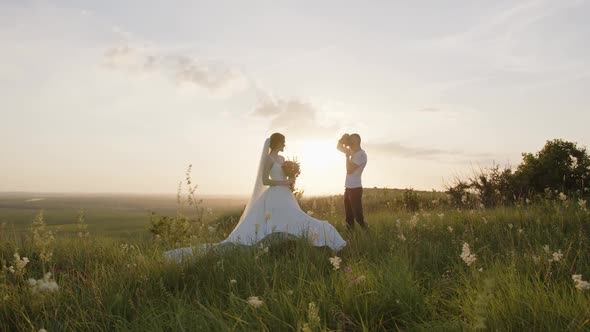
[437,213,444,219]
[508,223,513,230]
[398,234,406,241]
[31,210,55,264]
[543,245,550,253]
[478,268,484,272]
[308,302,320,325]
[344,266,352,274]
[550,250,563,263]
[481,217,488,224]
[9,252,26,274]
[306,210,314,216]
[8,266,15,274]
[355,275,366,283]
[246,296,264,308]
[28,272,59,294]
[460,242,477,266]
[531,255,540,264]
[447,226,454,233]
[526,198,531,204]
[409,214,419,227]
[559,192,567,201]
[329,256,342,270]
[76,209,89,238]
[578,199,587,210]
[39,329,47,332]
[207,225,216,234]
[287,290,294,295]
[230,279,237,285]
[572,274,590,291]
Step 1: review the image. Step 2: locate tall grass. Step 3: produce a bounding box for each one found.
[1,191,589,331]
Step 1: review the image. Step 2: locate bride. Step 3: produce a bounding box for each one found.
[164,133,347,262]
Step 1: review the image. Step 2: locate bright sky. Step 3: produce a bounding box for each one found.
[2,0,590,196]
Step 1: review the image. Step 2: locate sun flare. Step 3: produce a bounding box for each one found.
[286,139,344,195]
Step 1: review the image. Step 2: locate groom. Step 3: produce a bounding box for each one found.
[337,133,368,231]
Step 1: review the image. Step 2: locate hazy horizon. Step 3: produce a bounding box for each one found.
[2,0,589,196]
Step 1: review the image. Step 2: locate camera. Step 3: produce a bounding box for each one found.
[339,133,352,147]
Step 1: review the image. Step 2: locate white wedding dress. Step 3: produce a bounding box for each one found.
[164,139,347,263]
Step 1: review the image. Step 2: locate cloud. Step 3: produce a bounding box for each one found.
[103,45,247,94]
[365,142,492,161]
[253,97,340,138]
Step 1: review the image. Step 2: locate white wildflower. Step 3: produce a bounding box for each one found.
[508,223,513,230]
[8,266,15,274]
[207,225,216,234]
[29,272,59,294]
[39,329,47,332]
[230,279,237,285]
[247,296,264,308]
[398,234,406,241]
[460,242,477,266]
[287,290,294,295]
[543,245,550,253]
[356,275,366,283]
[550,250,563,262]
[13,252,30,273]
[478,268,484,272]
[518,228,524,235]
[329,256,342,270]
[437,213,444,219]
[572,274,590,291]
[447,226,454,233]
[306,210,314,216]
[559,192,567,201]
[578,199,587,210]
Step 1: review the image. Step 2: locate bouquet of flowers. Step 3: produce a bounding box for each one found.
[282,158,301,191]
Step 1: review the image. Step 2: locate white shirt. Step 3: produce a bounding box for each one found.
[345,149,367,188]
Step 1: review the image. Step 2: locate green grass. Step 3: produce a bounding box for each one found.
[1,191,589,331]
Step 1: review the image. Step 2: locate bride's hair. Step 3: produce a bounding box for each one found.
[269,133,285,150]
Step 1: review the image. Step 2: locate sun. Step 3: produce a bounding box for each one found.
[286,139,344,195]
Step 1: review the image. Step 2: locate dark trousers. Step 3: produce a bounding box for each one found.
[344,187,366,230]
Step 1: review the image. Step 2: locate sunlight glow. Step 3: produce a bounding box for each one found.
[287,139,344,195]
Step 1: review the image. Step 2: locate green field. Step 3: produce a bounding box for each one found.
[1,190,589,331]
[0,192,248,239]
